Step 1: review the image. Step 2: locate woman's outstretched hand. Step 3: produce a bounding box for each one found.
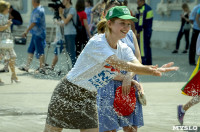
[147,62,179,76]
[158,62,179,72]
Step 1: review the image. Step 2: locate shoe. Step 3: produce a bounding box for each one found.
[19,67,28,72]
[11,75,21,83]
[177,105,185,125]
[172,50,178,53]
[35,68,47,75]
[189,63,196,66]
[39,68,47,75]
[0,68,9,72]
[182,50,187,53]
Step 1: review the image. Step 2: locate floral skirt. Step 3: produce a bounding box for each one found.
[0,48,16,60]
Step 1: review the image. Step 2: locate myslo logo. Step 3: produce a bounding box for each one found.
[172,126,198,131]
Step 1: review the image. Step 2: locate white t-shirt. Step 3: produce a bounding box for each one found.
[67,34,136,91]
[196,33,200,56]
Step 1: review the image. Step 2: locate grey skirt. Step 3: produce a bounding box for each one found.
[46,77,98,129]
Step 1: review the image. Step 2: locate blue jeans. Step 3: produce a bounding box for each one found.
[11,19,22,32]
[64,35,76,66]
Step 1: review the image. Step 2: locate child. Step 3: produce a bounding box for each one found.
[50,20,64,70]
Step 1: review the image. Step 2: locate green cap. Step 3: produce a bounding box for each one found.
[105,6,138,22]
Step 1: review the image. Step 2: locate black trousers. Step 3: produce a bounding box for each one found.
[175,27,190,50]
[76,27,88,57]
[189,29,200,64]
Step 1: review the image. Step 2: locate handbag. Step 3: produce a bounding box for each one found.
[0,39,14,49]
[183,22,191,30]
[14,36,26,45]
[138,92,147,106]
[113,86,136,116]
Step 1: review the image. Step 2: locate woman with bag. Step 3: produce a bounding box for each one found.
[0,0,20,85]
[44,6,179,132]
[59,0,77,67]
[172,3,191,54]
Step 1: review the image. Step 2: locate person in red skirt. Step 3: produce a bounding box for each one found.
[177,33,200,125]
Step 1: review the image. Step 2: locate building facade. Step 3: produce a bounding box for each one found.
[6,0,200,49]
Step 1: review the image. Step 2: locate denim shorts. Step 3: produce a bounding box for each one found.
[28,35,46,57]
[54,40,64,55]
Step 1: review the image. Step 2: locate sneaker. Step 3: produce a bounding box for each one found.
[172,50,178,53]
[0,68,9,72]
[182,50,187,53]
[18,67,29,72]
[177,105,185,125]
[35,68,47,75]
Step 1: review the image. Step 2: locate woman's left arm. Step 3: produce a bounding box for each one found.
[0,19,12,31]
[83,19,92,38]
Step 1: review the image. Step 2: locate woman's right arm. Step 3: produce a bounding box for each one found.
[105,55,179,76]
[59,8,73,25]
[0,19,12,31]
[196,13,200,28]
[132,32,142,63]
[83,19,92,38]
[91,1,102,12]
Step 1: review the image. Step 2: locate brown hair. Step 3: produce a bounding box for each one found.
[182,3,190,11]
[76,0,85,12]
[0,0,10,13]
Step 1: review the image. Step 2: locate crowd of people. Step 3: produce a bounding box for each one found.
[0,0,200,132]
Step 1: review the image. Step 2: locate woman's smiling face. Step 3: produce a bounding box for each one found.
[109,18,131,39]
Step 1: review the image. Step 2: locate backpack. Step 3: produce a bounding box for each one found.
[64,7,83,34]
[71,12,82,34]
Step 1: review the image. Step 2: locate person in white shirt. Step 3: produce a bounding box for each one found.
[43,6,179,132]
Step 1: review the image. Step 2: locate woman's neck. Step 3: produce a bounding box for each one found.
[105,33,119,49]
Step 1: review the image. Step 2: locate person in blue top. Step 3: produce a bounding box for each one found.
[19,0,46,74]
[135,0,153,65]
[97,27,144,132]
[96,1,144,132]
[188,4,200,66]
